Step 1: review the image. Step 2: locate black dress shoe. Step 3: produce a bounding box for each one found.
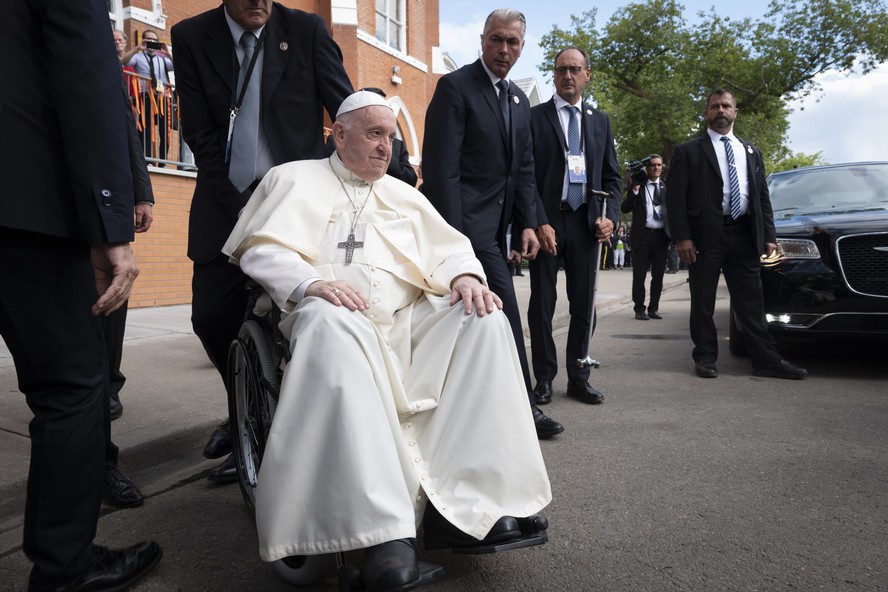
[203,419,232,459]
[635,311,649,320]
[58,541,162,592]
[532,380,552,405]
[694,360,718,378]
[207,453,238,483]
[109,392,123,421]
[753,359,808,380]
[104,468,145,509]
[362,538,421,592]
[566,380,604,404]
[648,310,662,320]
[423,504,522,550]
[531,406,564,439]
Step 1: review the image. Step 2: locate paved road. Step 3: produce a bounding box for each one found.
[2,273,887,591]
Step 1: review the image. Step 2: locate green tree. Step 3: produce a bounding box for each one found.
[537,0,888,171]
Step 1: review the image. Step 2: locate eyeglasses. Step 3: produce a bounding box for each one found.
[554,66,585,76]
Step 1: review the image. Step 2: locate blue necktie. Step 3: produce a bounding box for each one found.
[565,106,583,211]
[497,79,510,134]
[721,136,742,220]
[229,32,260,193]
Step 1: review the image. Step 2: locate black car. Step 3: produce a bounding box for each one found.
[730,162,888,353]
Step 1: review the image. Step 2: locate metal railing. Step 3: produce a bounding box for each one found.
[124,70,196,170]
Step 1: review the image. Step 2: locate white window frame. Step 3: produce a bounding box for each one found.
[108,0,123,30]
[375,0,406,53]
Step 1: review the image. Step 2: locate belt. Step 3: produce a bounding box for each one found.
[723,214,750,225]
[645,226,665,232]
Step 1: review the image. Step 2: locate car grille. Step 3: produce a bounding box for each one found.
[836,233,888,298]
[810,313,888,334]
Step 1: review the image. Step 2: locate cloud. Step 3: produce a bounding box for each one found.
[787,64,888,164]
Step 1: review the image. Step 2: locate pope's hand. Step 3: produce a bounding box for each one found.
[450,274,502,316]
[307,280,368,311]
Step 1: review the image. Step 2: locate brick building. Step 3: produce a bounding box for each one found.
[108,0,445,307]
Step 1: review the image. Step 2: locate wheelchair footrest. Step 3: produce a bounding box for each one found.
[450,531,548,555]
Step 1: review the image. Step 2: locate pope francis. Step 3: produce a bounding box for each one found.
[222,91,552,592]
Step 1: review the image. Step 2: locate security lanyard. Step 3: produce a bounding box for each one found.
[225,29,266,164]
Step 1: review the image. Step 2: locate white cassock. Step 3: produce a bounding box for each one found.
[223,155,552,561]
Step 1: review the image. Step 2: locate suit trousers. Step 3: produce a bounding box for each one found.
[630,227,670,314]
[687,220,781,368]
[191,253,251,390]
[0,228,108,588]
[474,245,535,407]
[528,205,598,384]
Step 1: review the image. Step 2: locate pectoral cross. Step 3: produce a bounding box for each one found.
[337,233,364,264]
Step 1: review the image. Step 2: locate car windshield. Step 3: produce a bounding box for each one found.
[768,163,888,212]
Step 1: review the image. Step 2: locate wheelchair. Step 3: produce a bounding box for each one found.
[226,282,549,590]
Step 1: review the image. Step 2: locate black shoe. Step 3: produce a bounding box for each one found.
[423,504,522,550]
[694,360,718,378]
[532,380,552,405]
[109,392,123,421]
[565,380,604,404]
[532,405,564,439]
[635,311,649,320]
[203,419,231,459]
[207,453,238,483]
[363,538,421,592]
[753,360,808,380]
[57,542,162,592]
[104,468,145,509]
[648,310,662,320]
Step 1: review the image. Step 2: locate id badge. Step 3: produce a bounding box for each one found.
[568,153,587,183]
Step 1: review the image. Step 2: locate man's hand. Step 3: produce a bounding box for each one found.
[134,203,153,233]
[91,243,139,316]
[763,242,777,258]
[305,280,368,311]
[520,228,540,260]
[677,239,697,264]
[594,217,614,243]
[536,223,557,255]
[450,274,502,316]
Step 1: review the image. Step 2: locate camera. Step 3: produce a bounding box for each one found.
[627,155,652,186]
[145,40,163,51]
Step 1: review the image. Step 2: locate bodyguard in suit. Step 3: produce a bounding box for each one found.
[422,8,563,439]
[527,47,621,407]
[0,1,161,588]
[666,89,806,380]
[621,154,670,320]
[172,0,353,481]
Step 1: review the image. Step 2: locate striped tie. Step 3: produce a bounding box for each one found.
[565,106,583,210]
[721,136,742,220]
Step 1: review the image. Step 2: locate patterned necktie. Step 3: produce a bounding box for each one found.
[496,79,511,135]
[565,106,583,211]
[228,32,260,193]
[652,182,662,220]
[721,136,742,219]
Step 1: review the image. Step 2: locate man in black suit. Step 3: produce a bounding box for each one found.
[666,89,806,380]
[325,87,418,186]
[621,154,670,321]
[172,0,353,481]
[422,8,563,439]
[527,47,620,407]
[0,1,162,589]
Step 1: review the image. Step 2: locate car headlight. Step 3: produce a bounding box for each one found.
[762,238,820,263]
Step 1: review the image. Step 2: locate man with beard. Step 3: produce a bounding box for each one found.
[665,89,806,380]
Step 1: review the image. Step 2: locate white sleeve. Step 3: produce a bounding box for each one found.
[238,243,322,312]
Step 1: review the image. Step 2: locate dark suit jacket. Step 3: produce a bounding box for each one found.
[530,98,621,230]
[621,179,666,249]
[1,1,134,245]
[421,59,538,251]
[171,3,352,263]
[666,133,775,254]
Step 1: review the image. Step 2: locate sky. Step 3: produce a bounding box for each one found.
[438,1,887,164]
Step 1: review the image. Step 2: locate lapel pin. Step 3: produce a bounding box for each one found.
[747,145,753,154]
[513,95,519,104]
[279,42,288,51]
[586,109,593,115]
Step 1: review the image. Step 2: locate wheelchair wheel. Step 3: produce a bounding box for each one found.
[227,319,281,509]
[271,554,336,586]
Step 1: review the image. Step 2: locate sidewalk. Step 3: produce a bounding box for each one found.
[0,267,688,501]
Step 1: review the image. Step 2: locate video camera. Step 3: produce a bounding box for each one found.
[627,155,652,186]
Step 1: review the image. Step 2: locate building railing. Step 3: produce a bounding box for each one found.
[123,70,196,170]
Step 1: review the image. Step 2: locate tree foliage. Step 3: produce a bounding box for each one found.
[537,0,888,172]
